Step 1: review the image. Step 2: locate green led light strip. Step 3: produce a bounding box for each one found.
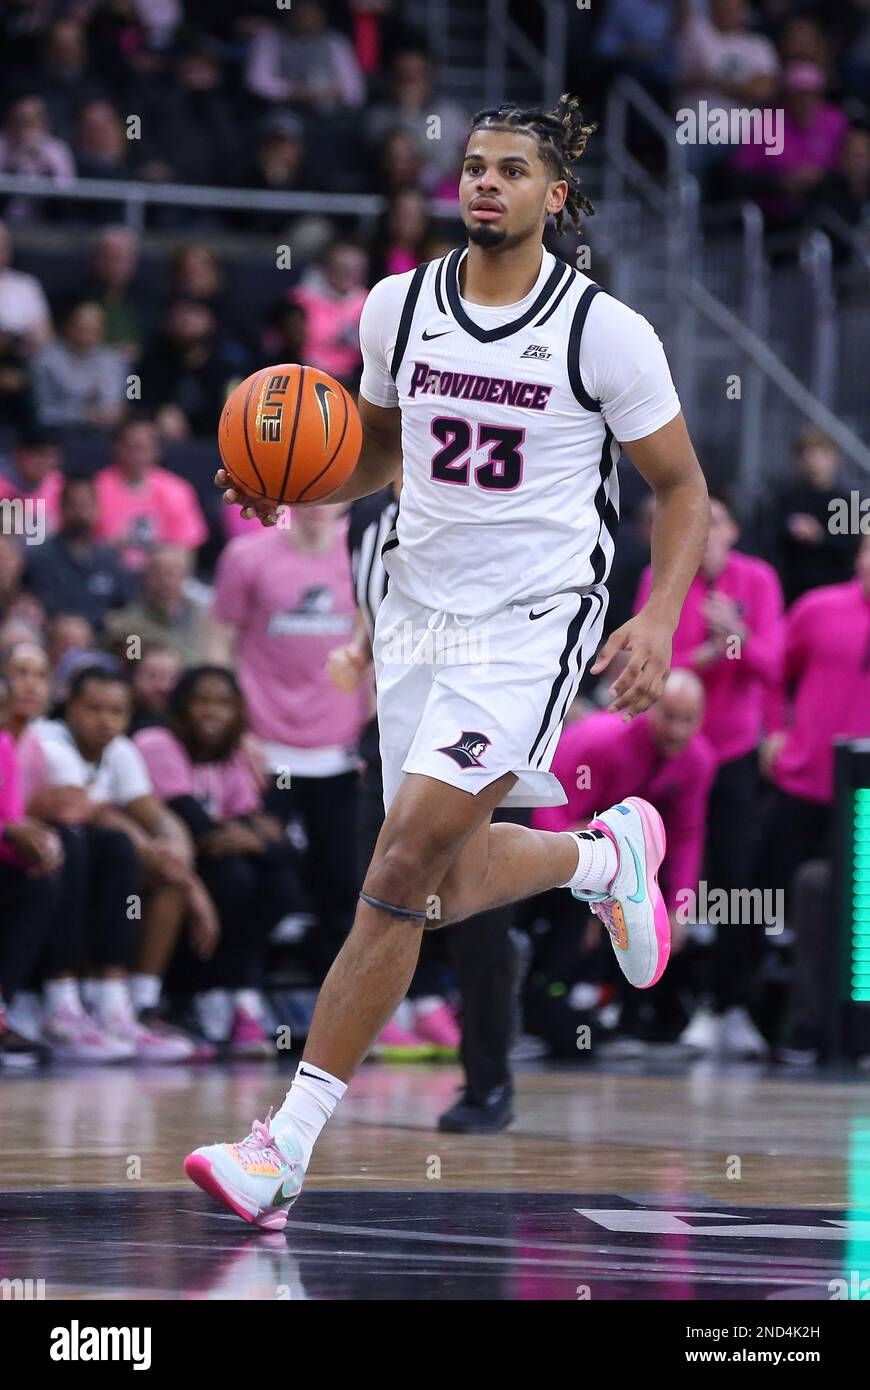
[852,789,870,1002]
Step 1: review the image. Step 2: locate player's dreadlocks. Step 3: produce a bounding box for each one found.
[468,93,596,235]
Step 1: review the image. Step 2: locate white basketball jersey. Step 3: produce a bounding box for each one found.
[358,248,680,619]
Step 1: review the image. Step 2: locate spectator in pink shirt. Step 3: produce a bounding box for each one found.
[635,494,784,1056]
[211,506,365,975]
[0,671,63,1065]
[0,427,64,535]
[291,242,369,388]
[758,533,870,896]
[135,666,301,1055]
[93,417,209,571]
[732,63,849,230]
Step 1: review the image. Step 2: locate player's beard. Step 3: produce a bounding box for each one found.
[466,221,509,249]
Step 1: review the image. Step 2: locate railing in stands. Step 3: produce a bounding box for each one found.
[0,173,461,234]
[597,77,870,505]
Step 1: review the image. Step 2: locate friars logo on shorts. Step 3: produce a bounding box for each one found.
[437,731,491,769]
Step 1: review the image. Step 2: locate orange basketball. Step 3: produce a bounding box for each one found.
[218,364,362,505]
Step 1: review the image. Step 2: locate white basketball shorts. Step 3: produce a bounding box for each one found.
[372,580,608,812]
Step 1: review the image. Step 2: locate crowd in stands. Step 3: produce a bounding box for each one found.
[0,0,869,1074]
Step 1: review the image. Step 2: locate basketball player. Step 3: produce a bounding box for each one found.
[185,96,710,1228]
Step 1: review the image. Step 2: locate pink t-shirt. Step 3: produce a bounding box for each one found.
[768,579,870,804]
[0,731,26,867]
[93,463,209,569]
[292,284,367,381]
[635,551,785,764]
[733,105,849,180]
[15,726,48,808]
[532,710,716,911]
[133,725,260,820]
[0,468,63,534]
[212,526,366,751]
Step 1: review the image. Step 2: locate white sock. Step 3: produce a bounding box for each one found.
[93,979,134,1022]
[271,1061,347,1170]
[79,978,98,1011]
[560,830,619,894]
[44,979,84,1015]
[130,974,161,1012]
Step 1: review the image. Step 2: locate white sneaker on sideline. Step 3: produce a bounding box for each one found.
[42,1005,136,1063]
[679,1007,722,1054]
[721,1007,768,1059]
[101,1010,196,1063]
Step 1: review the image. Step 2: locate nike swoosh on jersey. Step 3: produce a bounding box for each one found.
[529,606,559,620]
[421,329,454,340]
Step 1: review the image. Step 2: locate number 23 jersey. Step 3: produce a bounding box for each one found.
[359,247,681,620]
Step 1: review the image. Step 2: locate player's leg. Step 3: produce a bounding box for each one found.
[433,796,670,993]
[300,767,520,1080]
[184,768,518,1227]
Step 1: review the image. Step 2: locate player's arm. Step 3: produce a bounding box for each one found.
[592,412,709,718]
[213,397,402,524]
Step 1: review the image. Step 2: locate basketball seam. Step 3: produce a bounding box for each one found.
[241,371,269,497]
[278,366,306,502]
[296,386,350,503]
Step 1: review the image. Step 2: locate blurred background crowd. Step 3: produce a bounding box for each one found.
[1,0,869,1101]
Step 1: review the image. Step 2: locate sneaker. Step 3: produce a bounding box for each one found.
[0,1010,48,1069]
[412,1001,461,1057]
[370,1018,435,1061]
[42,1004,136,1063]
[721,1006,768,1059]
[679,1007,722,1054]
[229,1007,274,1060]
[571,796,669,989]
[102,1009,196,1063]
[184,1111,305,1230]
[438,1084,514,1133]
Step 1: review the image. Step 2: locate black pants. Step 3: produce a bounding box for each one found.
[265,770,359,977]
[0,861,60,1001]
[357,752,527,1100]
[44,825,139,977]
[703,748,764,1011]
[785,858,834,1050]
[753,785,833,910]
[170,851,299,992]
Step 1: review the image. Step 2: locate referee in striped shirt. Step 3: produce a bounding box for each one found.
[329,481,528,1133]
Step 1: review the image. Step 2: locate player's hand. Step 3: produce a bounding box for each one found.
[187,877,221,960]
[198,822,265,858]
[759,730,787,781]
[590,611,673,720]
[3,819,64,876]
[213,468,281,527]
[326,641,370,692]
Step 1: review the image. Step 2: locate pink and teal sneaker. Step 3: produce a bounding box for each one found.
[184,1111,305,1230]
[571,796,670,989]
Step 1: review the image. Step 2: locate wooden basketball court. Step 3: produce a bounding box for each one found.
[2,1059,868,1300]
